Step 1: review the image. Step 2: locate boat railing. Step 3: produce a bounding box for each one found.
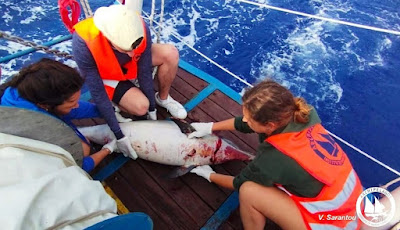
[1,1,399,228]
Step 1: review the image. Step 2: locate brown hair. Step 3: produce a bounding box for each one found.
[0,58,84,111]
[242,79,312,126]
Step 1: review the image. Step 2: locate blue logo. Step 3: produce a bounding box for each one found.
[307,126,345,165]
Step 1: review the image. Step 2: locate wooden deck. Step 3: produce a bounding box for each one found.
[76,67,280,230]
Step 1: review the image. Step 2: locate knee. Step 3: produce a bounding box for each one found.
[239,181,259,203]
[126,100,149,116]
[135,101,149,116]
[164,45,179,65]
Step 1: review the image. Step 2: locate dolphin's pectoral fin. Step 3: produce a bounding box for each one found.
[165,165,197,179]
[171,118,196,134]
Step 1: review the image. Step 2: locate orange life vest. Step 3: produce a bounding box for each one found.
[266,124,363,229]
[74,17,147,99]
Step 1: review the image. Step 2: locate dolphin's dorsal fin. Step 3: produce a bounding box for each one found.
[165,165,197,178]
[171,117,196,134]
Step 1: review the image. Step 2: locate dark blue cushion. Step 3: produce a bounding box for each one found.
[85,212,153,230]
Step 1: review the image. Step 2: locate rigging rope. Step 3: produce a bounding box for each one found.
[149,0,156,33]
[382,177,400,190]
[141,14,400,177]
[156,0,165,43]
[79,0,93,18]
[238,0,400,36]
[144,0,165,78]
[0,31,73,59]
[328,131,400,177]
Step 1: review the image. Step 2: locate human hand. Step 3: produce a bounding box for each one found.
[102,139,117,153]
[187,122,214,139]
[117,137,138,159]
[190,165,216,182]
[148,109,157,120]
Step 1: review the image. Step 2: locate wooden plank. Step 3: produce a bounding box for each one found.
[114,159,199,230]
[216,206,243,230]
[176,68,259,151]
[93,155,172,227]
[72,118,105,127]
[137,160,217,228]
[105,172,169,226]
[218,222,238,230]
[177,68,242,116]
[177,68,208,91]
[209,90,243,116]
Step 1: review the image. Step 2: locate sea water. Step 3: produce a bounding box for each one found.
[0,0,399,188]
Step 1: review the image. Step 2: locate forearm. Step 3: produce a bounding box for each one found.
[84,68,123,138]
[94,95,124,139]
[90,148,111,167]
[212,118,236,132]
[137,26,156,111]
[210,173,235,190]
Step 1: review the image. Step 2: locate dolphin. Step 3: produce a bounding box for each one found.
[78,119,255,170]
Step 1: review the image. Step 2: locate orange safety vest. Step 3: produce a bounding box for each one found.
[74,17,147,99]
[266,124,363,230]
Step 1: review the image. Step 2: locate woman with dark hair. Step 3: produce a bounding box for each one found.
[188,79,363,230]
[0,58,116,172]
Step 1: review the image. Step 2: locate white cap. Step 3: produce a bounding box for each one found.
[93,5,144,51]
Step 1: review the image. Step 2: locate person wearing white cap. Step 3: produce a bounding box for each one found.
[72,5,187,159]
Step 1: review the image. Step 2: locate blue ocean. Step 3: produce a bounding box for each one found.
[1,0,399,189]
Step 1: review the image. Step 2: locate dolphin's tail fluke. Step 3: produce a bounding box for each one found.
[213,137,255,164]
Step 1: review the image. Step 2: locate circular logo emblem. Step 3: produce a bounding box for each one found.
[356,187,396,227]
[306,127,345,165]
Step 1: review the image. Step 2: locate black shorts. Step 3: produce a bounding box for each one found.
[111,80,137,104]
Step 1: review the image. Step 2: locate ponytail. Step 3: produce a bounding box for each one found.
[242,79,312,126]
[293,97,312,123]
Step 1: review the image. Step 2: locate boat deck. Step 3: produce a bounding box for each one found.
[74,65,280,230]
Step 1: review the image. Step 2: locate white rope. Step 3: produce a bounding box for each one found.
[79,0,93,18]
[149,0,156,32]
[381,177,400,190]
[238,0,400,36]
[141,14,400,177]
[156,0,165,43]
[328,131,400,177]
